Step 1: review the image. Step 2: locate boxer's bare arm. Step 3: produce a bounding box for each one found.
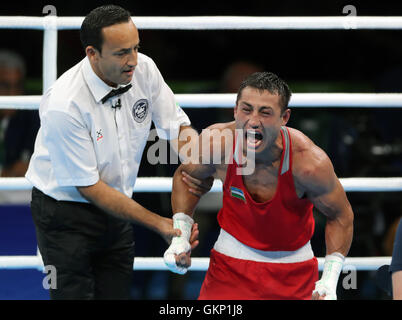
[172,163,216,217]
[172,122,233,217]
[294,140,354,257]
[167,123,232,270]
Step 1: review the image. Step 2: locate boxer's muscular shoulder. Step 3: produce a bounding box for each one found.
[199,121,235,160]
[288,127,334,187]
[203,121,236,133]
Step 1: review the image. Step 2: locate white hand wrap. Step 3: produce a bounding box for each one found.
[163,213,194,275]
[313,252,345,300]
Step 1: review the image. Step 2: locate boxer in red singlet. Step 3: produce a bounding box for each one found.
[164,72,354,300]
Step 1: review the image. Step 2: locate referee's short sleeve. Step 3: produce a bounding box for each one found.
[42,110,99,187]
[148,59,191,140]
[390,218,402,274]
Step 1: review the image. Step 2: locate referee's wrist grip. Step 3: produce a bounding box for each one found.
[172,212,194,240]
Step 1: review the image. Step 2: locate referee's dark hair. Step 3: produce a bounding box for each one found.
[80,5,131,54]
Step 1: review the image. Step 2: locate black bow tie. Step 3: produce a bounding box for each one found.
[101,84,132,104]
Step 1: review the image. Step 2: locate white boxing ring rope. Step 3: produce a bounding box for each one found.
[3,93,402,110]
[0,256,392,272]
[0,15,401,273]
[1,177,402,193]
[3,16,402,30]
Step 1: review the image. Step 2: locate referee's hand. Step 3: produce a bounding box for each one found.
[160,218,199,247]
[181,171,214,197]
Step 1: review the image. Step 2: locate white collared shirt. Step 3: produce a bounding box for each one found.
[26,53,190,202]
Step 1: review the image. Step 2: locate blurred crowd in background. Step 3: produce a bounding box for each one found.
[0,1,401,299]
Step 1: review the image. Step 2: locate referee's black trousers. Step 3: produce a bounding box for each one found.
[30,187,135,300]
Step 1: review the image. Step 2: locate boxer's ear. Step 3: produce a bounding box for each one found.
[281,108,291,126]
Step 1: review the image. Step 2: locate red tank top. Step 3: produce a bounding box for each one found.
[217,126,315,251]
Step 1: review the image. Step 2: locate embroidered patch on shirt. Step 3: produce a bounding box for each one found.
[132,99,149,123]
[96,129,103,141]
[230,186,246,203]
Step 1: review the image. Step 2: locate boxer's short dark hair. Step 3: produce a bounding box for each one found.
[236,72,292,113]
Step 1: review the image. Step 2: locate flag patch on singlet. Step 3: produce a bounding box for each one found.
[230,186,246,203]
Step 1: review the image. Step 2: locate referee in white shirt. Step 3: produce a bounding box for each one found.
[26,5,203,299]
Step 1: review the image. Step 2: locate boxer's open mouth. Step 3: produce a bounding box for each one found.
[245,130,263,148]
